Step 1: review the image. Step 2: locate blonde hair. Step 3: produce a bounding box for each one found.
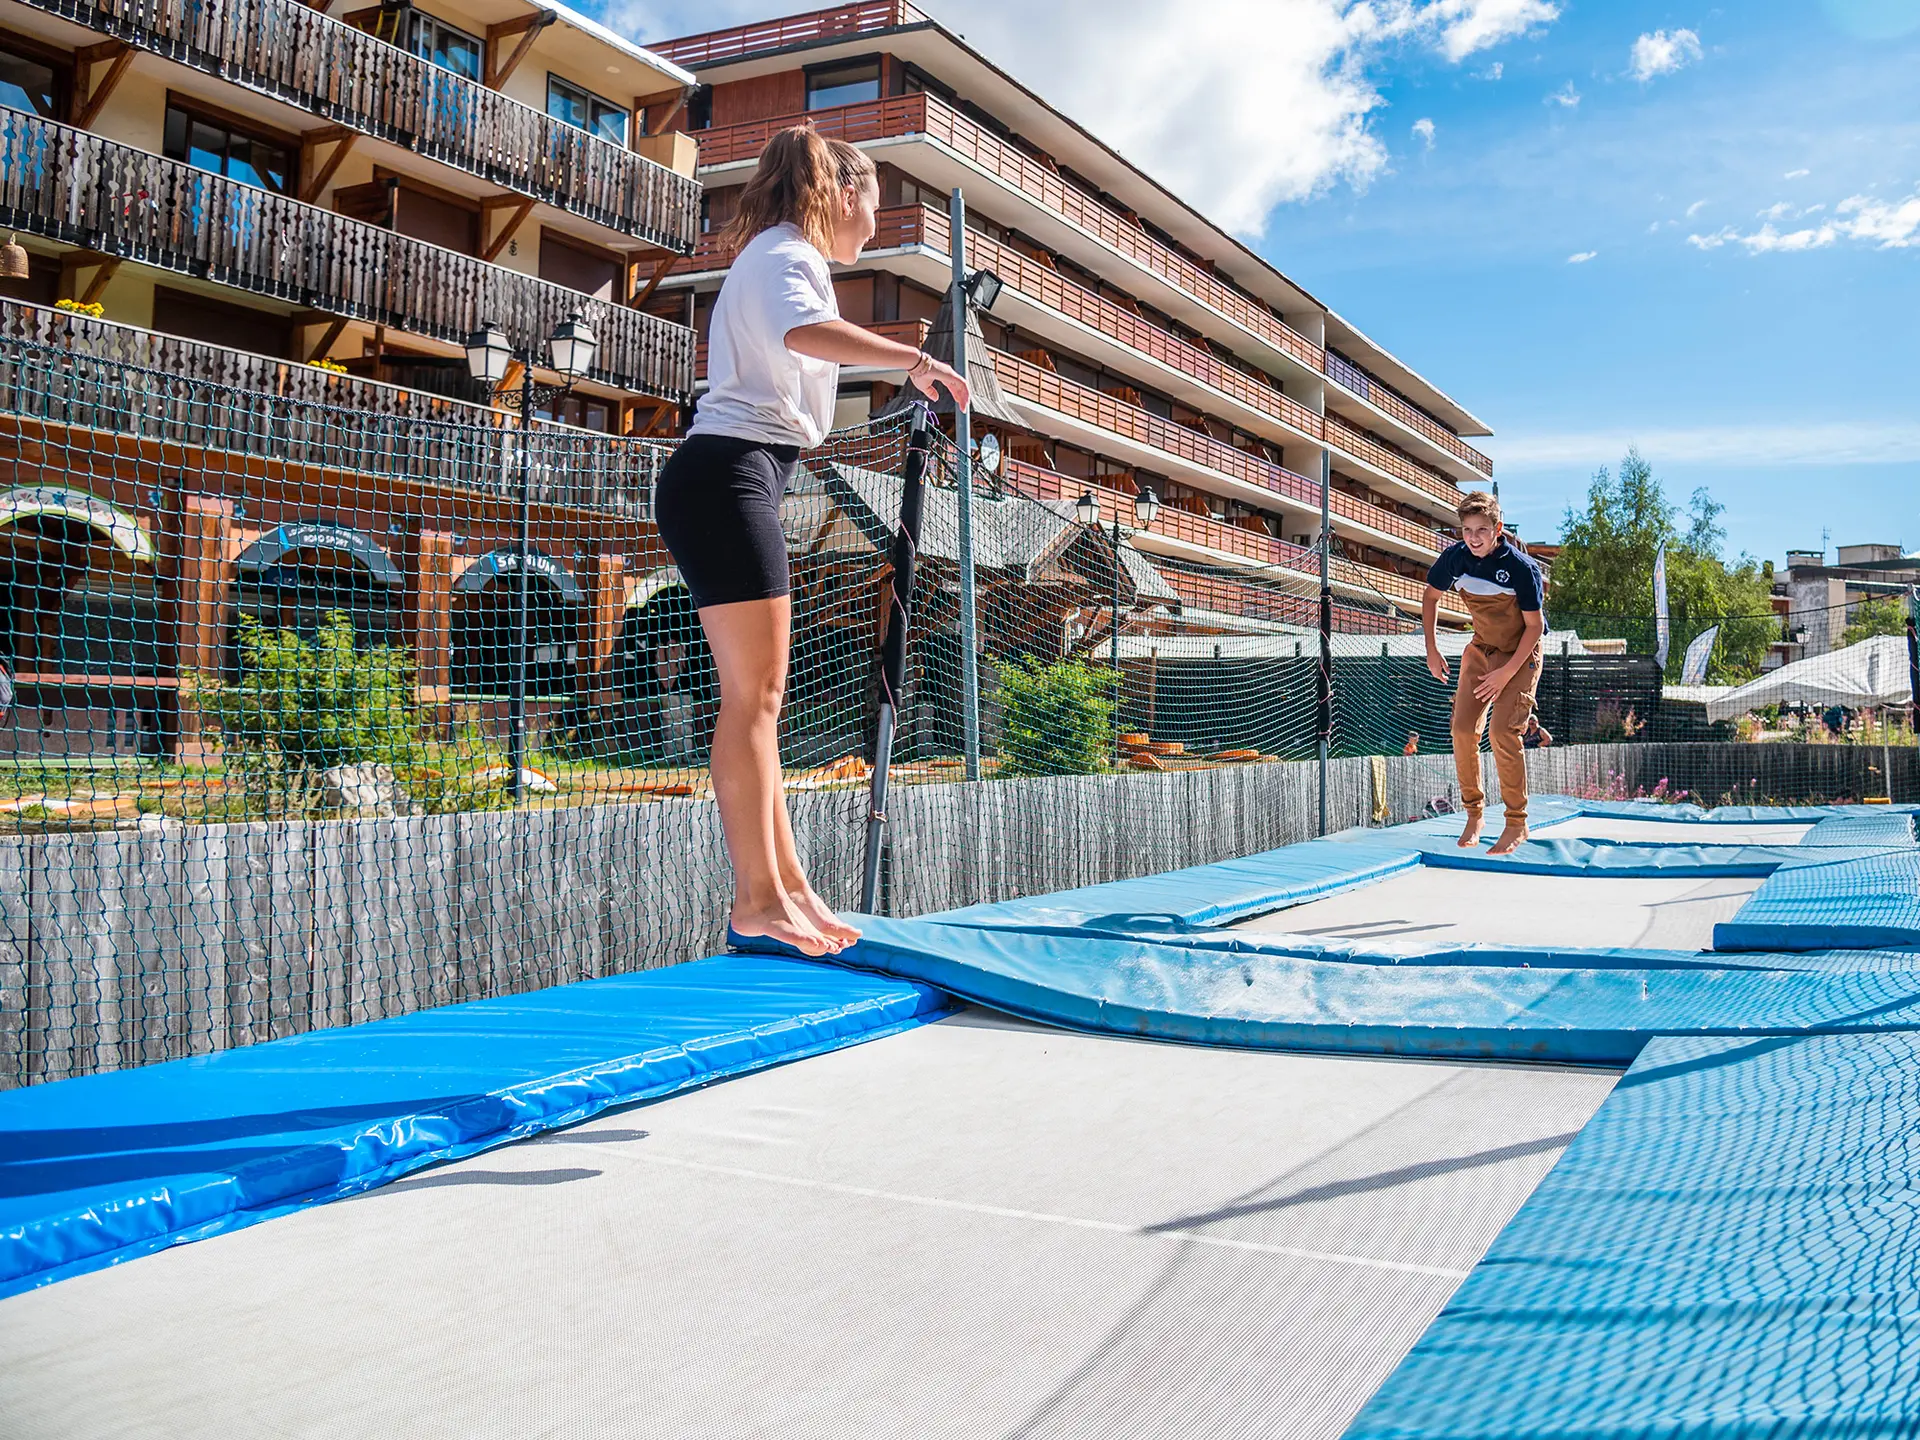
[720,126,877,258]
[1456,490,1501,526]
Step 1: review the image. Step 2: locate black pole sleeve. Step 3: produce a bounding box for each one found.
[878,410,934,717]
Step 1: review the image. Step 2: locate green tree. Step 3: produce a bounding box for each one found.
[191,612,424,812]
[1549,449,1776,680]
[1842,595,1910,647]
[995,656,1119,776]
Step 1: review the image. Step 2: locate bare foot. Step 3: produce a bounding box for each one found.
[788,884,862,949]
[1457,811,1484,848]
[1489,822,1529,856]
[729,902,833,957]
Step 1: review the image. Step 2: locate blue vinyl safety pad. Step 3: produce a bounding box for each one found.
[1716,847,1920,952]
[1343,1030,1920,1440]
[0,956,949,1300]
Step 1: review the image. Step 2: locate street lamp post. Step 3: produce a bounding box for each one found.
[464,311,597,803]
[1077,485,1158,766]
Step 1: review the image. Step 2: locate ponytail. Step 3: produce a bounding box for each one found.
[720,125,876,257]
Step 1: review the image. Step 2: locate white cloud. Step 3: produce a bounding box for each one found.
[1493,421,1920,469]
[1784,168,1811,179]
[606,0,1564,236]
[1545,80,1581,107]
[1629,27,1703,82]
[887,0,1568,236]
[1684,199,1708,217]
[1566,250,1597,262]
[1412,117,1437,149]
[1479,61,1505,80]
[1688,185,1920,253]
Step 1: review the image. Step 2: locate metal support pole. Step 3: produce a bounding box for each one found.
[1110,516,1123,768]
[508,362,533,805]
[1907,585,1919,769]
[1317,447,1332,835]
[861,407,935,914]
[948,186,981,780]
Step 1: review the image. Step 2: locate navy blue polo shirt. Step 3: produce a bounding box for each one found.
[1426,538,1544,612]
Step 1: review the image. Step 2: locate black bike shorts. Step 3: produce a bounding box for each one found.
[653,432,799,609]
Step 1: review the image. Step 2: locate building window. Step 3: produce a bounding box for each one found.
[0,43,62,118]
[535,394,614,432]
[806,60,880,110]
[548,75,628,146]
[162,103,292,194]
[686,85,712,131]
[414,14,482,81]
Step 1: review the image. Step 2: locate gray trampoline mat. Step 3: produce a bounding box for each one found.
[1536,817,1812,845]
[0,1012,1616,1440]
[1237,867,1762,951]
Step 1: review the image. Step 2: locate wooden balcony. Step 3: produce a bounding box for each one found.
[1003,461,1457,617]
[0,300,669,514]
[991,350,1440,558]
[696,94,1325,374]
[0,110,695,401]
[1325,350,1492,477]
[651,1,930,66]
[1322,412,1461,511]
[19,0,700,251]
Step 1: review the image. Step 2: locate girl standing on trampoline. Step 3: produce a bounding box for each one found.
[654,126,970,959]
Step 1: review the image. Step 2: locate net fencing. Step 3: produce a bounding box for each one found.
[0,314,1914,1084]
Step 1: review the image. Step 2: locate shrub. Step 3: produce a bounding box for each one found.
[995,656,1118,777]
[190,612,423,815]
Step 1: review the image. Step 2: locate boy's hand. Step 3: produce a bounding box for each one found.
[1425,648,1449,684]
[1473,663,1515,703]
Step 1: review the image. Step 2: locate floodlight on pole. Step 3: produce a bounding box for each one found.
[964,268,1004,312]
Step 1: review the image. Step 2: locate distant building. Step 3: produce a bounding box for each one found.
[1771,545,1918,668]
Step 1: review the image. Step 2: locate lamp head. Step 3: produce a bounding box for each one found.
[464,320,512,385]
[1075,490,1101,528]
[1133,486,1159,528]
[547,310,598,381]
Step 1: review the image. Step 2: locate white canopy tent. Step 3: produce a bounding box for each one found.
[1705,634,1916,722]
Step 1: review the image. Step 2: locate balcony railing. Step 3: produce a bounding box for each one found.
[652,1,930,66]
[992,350,1438,557]
[1322,413,1461,511]
[697,94,1326,373]
[1325,350,1491,476]
[19,0,700,252]
[1004,461,1454,615]
[0,110,694,401]
[0,302,671,515]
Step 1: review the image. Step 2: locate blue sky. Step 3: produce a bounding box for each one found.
[607,0,1919,564]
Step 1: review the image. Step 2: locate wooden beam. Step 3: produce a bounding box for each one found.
[481,196,535,263]
[79,258,121,306]
[303,316,349,364]
[298,131,357,204]
[636,401,675,437]
[628,260,669,312]
[635,86,691,141]
[484,13,552,89]
[73,43,134,130]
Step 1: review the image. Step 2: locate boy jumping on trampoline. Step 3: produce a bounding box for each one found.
[1423,491,1546,856]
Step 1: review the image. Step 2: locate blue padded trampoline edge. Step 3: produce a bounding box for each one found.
[0,977,950,1303]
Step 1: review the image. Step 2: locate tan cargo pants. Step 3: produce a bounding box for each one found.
[1451,640,1542,824]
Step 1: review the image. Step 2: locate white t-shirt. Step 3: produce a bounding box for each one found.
[689,223,840,448]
